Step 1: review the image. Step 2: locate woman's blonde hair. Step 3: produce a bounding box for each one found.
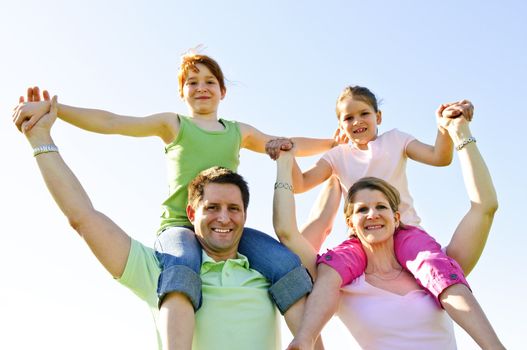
[344,177,401,220]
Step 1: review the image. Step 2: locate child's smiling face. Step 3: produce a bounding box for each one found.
[337,97,382,150]
[182,63,225,117]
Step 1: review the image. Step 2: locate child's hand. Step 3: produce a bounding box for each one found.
[265,137,294,160]
[438,100,474,120]
[437,105,471,134]
[13,86,52,132]
[333,127,349,146]
[436,100,474,132]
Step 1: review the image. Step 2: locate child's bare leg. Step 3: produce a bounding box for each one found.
[159,292,194,350]
[300,176,342,252]
[440,284,504,349]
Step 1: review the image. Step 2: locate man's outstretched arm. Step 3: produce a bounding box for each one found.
[21,97,131,278]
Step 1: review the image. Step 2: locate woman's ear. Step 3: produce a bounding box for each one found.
[394,211,400,228]
[346,216,354,229]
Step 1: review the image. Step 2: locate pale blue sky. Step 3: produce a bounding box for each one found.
[1,1,526,348]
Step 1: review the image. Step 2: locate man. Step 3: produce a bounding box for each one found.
[18,97,309,350]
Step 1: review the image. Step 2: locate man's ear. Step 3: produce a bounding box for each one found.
[376,110,382,125]
[186,204,196,223]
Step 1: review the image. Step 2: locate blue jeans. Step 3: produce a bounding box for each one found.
[155,226,312,314]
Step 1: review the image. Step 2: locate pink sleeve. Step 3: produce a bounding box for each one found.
[317,237,367,286]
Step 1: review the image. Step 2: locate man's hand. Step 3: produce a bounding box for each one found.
[26,86,50,102]
[13,86,52,132]
[21,95,58,142]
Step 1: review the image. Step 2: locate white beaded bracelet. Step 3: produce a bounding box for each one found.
[33,144,59,157]
[456,137,476,151]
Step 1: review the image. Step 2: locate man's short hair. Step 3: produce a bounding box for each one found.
[188,167,250,211]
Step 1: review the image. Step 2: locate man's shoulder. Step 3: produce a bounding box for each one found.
[117,239,160,306]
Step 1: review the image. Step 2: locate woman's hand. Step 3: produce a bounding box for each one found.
[439,108,472,139]
[437,100,473,139]
[265,137,294,160]
[439,99,474,120]
[286,336,315,350]
[436,99,474,134]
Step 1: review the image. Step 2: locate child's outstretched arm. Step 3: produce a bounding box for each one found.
[17,96,132,279]
[291,157,333,194]
[299,176,342,252]
[238,122,335,156]
[406,100,474,166]
[13,87,179,143]
[264,135,334,194]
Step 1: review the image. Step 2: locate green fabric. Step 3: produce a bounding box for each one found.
[119,239,280,350]
[159,115,241,232]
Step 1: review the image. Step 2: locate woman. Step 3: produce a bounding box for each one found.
[272,113,504,349]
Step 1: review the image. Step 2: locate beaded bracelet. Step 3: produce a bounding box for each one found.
[274,182,294,192]
[33,144,59,157]
[455,137,476,151]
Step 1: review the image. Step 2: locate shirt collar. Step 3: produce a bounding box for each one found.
[201,251,250,273]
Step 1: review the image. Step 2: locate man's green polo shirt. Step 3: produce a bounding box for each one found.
[118,239,280,350]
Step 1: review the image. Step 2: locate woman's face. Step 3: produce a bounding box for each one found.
[346,188,400,245]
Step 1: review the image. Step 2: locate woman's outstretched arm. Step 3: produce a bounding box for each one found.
[443,117,498,275]
[273,150,319,277]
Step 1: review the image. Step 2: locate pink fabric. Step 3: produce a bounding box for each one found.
[322,128,421,225]
[338,274,457,350]
[317,225,470,306]
[316,237,366,286]
[394,225,470,306]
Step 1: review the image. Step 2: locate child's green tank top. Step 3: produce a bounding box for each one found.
[158,115,241,232]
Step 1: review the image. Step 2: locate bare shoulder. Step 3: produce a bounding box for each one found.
[147,112,181,144]
[236,121,255,136]
[156,112,180,128]
[236,121,275,152]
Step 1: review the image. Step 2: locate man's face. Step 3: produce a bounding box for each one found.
[187,183,246,261]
